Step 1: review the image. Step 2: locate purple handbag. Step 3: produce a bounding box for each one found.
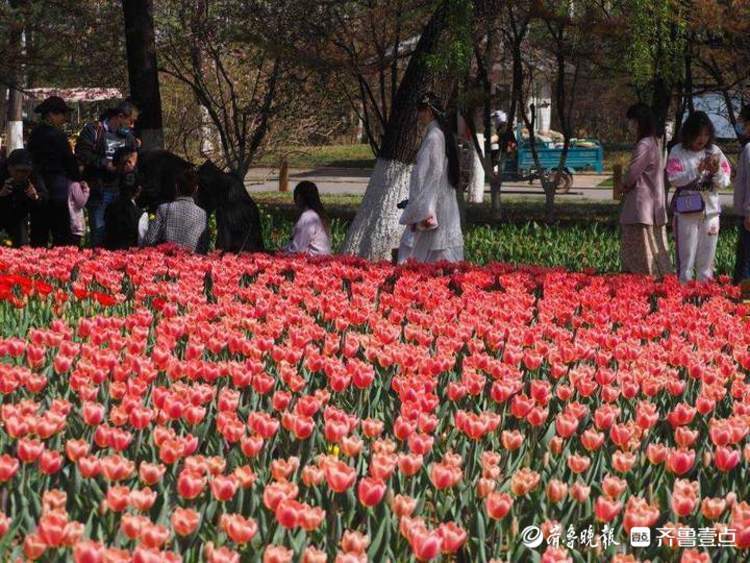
[672,190,705,214]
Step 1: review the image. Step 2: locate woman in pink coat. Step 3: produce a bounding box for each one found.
[619,103,673,276]
[68,181,90,247]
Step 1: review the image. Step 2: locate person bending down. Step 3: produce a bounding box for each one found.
[104,148,148,250]
[142,169,208,253]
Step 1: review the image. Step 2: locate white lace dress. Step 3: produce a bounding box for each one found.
[397,121,464,264]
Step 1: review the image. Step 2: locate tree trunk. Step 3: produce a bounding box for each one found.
[122,0,164,150]
[651,76,672,138]
[0,85,7,135]
[467,137,485,204]
[5,87,23,152]
[342,2,453,260]
[5,0,25,153]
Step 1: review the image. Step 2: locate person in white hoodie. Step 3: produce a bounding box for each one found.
[666,111,731,283]
[734,105,750,284]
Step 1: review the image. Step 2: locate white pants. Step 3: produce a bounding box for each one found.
[674,213,720,283]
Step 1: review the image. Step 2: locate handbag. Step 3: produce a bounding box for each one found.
[671,149,714,215]
[672,189,705,214]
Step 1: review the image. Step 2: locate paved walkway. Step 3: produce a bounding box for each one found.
[246,167,736,207]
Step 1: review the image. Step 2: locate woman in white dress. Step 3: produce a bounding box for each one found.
[397,93,464,264]
[284,181,331,256]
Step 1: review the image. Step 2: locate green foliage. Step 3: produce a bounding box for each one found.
[426,0,474,77]
[621,0,688,89]
[258,208,739,275]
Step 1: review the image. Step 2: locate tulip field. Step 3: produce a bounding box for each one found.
[1,246,750,563]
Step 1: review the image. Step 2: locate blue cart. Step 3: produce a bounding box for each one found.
[502,134,604,193]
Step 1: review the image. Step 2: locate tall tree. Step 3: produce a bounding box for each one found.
[342,0,464,260]
[122,0,164,149]
[4,0,27,152]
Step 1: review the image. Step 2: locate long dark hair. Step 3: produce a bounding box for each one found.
[626,103,657,140]
[294,181,329,233]
[439,115,461,190]
[681,111,715,149]
[418,93,460,189]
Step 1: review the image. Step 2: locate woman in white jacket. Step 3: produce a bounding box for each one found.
[667,111,731,283]
[397,93,464,264]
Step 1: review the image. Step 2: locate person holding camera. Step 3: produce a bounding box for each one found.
[0,149,48,247]
[666,111,731,283]
[75,101,139,247]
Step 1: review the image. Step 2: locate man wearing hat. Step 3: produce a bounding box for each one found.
[27,95,81,247]
[0,149,48,247]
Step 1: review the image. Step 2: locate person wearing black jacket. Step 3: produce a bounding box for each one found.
[26,96,80,247]
[104,147,147,250]
[75,101,139,246]
[0,149,48,247]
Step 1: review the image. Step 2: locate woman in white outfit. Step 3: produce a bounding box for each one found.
[397,93,464,264]
[667,111,731,283]
[284,181,331,256]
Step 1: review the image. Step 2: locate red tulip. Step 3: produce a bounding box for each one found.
[128,487,157,512]
[220,514,258,544]
[485,492,513,520]
[714,446,740,472]
[82,402,105,426]
[204,542,240,563]
[409,527,443,561]
[105,486,130,513]
[17,438,44,463]
[324,460,356,493]
[357,477,387,507]
[302,546,327,563]
[299,506,326,532]
[73,540,104,563]
[275,498,301,529]
[65,440,90,463]
[667,448,696,475]
[437,522,467,554]
[263,545,293,563]
[0,511,10,537]
[37,510,68,547]
[594,496,623,522]
[340,530,370,554]
[0,454,20,481]
[139,462,166,486]
[210,474,238,502]
[39,450,63,475]
[177,470,206,500]
[23,532,46,560]
[140,523,170,549]
[172,507,200,537]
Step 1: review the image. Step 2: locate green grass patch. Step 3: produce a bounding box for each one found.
[255,145,376,169]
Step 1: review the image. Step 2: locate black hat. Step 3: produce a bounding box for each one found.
[34,96,73,116]
[6,148,33,169]
[417,92,444,117]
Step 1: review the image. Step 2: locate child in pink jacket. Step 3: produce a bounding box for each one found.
[68,181,90,246]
